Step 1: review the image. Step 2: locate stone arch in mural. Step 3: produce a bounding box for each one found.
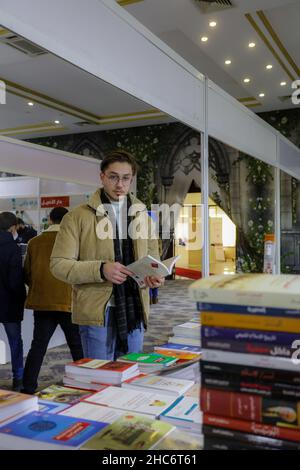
[71,138,104,160]
[160,129,230,211]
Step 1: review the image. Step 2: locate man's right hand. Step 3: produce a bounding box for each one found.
[102,262,133,284]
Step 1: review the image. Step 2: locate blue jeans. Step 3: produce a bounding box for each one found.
[79,307,144,360]
[3,322,23,380]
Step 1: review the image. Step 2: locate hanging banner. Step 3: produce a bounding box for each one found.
[41,196,70,208]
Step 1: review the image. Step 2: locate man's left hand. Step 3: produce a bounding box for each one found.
[144,276,165,288]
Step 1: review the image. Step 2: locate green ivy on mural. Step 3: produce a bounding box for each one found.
[234,154,274,272]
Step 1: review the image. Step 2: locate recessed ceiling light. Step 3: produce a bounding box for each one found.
[266,64,273,70]
[201,36,208,42]
[259,93,265,98]
[243,78,251,83]
[209,21,217,28]
[225,59,232,65]
[54,120,60,124]
[27,102,34,106]
[248,42,256,48]
[280,81,287,86]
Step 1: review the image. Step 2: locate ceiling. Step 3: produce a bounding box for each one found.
[124,0,300,112]
[0,0,299,140]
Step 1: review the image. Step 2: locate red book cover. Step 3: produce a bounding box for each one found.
[100,361,136,372]
[202,388,300,426]
[204,413,300,443]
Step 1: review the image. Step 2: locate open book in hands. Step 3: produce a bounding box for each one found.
[126,255,180,287]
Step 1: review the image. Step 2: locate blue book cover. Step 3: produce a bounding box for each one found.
[202,326,299,346]
[156,343,201,353]
[197,302,300,317]
[0,411,107,448]
[38,400,70,414]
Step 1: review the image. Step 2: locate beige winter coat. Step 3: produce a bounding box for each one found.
[50,189,159,326]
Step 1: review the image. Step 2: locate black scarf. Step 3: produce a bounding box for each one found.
[101,190,144,354]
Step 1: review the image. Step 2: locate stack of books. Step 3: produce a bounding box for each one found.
[190,273,300,450]
[0,410,106,450]
[0,389,38,424]
[122,373,195,397]
[168,320,201,347]
[83,385,178,418]
[117,352,178,373]
[64,358,139,388]
[159,395,202,434]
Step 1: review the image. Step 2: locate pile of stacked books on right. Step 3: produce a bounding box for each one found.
[190,273,300,451]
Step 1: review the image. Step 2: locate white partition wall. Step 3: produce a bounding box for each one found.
[0,136,100,186]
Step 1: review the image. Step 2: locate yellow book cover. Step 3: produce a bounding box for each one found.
[189,274,300,309]
[202,312,300,333]
[82,413,174,450]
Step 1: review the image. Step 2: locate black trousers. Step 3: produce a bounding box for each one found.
[22,310,83,393]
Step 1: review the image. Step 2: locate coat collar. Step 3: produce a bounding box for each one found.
[45,224,60,232]
[88,188,147,217]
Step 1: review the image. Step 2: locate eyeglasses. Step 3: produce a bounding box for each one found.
[104,174,132,184]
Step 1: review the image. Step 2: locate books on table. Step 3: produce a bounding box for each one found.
[0,389,38,423]
[38,400,70,414]
[0,411,107,450]
[61,402,125,423]
[83,386,178,418]
[172,322,201,339]
[168,336,200,347]
[65,358,139,385]
[126,255,180,287]
[35,385,92,405]
[122,374,194,397]
[117,352,178,372]
[81,413,174,451]
[63,376,108,392]
[155,342,201,355]
[160,396,203,434]
[153,428,203,450]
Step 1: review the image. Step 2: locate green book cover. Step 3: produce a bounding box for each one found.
[82,413,174,450]
[119,353,177,366]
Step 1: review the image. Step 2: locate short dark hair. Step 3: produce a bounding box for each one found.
[49,207,68,224]
[17,217,25,225]
[0,212,18,231]
[100,150,138,176]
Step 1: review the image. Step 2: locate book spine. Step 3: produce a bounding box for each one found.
[202,374,300,400]
[203,436,296,451]
[202,338,292,358]
[202,312,300,333]
[200,360,300,385]
[202,326,298,346]
[202,348,300,372]
[197,302,300,317]
[201,387,300,427]
[202,424,300,450]
[203,413,300,442]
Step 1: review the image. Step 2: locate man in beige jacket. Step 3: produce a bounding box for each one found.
[50,151,163,360]
[22,207,83,394]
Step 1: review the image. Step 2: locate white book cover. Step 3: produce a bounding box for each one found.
[61,402,125,423]
[202,348,300,372]
[83,386,177,417]
[126,255,180,287]
[173,322,201,338]
[122,375,194,397]
[168,336,200,346]
[189,273,300,309]
[160,396,202,427]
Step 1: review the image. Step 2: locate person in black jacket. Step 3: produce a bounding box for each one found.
[0,212,26,391]
[16,218,37,244]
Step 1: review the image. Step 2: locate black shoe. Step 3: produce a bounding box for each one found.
[12,378,23,392]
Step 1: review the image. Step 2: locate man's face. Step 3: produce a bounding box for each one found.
[100,162,133,201]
